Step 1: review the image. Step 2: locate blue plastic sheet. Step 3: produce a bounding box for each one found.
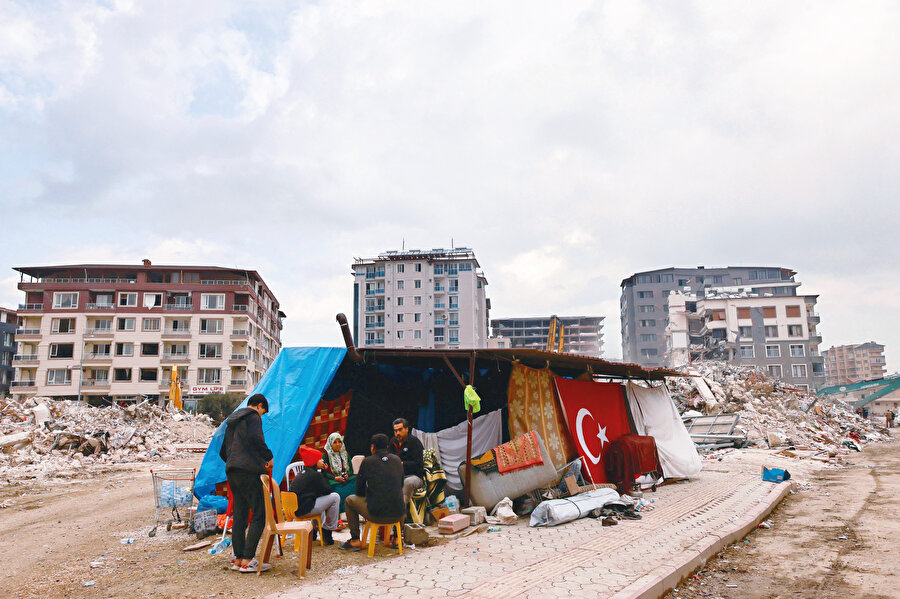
[193,347,346,498]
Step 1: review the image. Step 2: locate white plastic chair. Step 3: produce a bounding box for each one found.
[284,461,305,486]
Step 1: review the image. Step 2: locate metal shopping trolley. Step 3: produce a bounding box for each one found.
[149,468,195,537]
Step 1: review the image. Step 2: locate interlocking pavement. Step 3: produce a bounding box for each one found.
[267,460,793,599]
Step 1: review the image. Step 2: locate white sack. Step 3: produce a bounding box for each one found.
[528,488,621,527]
[626,382,702,479]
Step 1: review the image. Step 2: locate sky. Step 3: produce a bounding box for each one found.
[1,1,898,373]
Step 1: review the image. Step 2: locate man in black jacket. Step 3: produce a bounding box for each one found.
[339,434,404,551]
[219,394,273,572]
[288,459,339,545]
[389,417,425,505]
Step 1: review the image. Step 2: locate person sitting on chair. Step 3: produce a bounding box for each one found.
[388,417,425,506]
[338,433,404,552]
[288,459,339,545]
[321,432,356,513]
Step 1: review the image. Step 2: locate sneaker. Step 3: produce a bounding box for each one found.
[238,559,272,573]
[322,528,334,546]
[338,539,361,552]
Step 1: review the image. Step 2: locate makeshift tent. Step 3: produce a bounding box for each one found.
[624,381,702,479]
[195,345,685,499]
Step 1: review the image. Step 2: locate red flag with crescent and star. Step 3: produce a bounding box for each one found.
[553,377,633,484]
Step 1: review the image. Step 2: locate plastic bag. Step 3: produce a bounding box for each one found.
[489,497,518,525]
[197,494,229,514]
[193,509,218,538]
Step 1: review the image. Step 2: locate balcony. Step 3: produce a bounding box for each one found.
[162,328,191,338]
[13,354,39,364]
[164,303,193,311]
[86,328,114,338]
[434,285,445,292]
[230,354,248,363]
[232,304,249,312]
[449,320,459,326]
[365,305,385,312]
[17,303,43,311]
[810,334,823,343]
[10,381,37,390]
[365,289,386,296]
[83,353,113,363]
[81,379,110,388]
[365,270,386,279]
[231,329,249,338]
[228,380,247,387]
[161,353,190,363]
[15,329,41,338]
[365,322,385,329]
[364,339,385,346]
[434,319,446,326]
[86,303,115,311]
[433,336,445,342]
[434,303,446,309]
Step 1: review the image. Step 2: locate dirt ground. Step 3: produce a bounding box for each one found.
[0,457,438,599]
[666,440,900,599]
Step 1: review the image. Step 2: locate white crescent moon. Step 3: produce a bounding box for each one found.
[576,408,602,465]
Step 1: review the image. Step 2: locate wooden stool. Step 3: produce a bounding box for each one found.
[361,520,403,557]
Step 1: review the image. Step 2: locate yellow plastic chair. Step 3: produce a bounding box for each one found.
[361,519,403,558]
[281,491,324,549]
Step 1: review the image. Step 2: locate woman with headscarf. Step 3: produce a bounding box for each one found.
[321,432,356,513]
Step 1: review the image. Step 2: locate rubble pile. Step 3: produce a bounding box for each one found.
[670,361,891,452]
[0,397,215,481]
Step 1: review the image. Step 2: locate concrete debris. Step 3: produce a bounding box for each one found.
[0,397,215,481]
[671,361,891,453]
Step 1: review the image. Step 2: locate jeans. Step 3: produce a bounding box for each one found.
[298,492,340,530]
[402,475,424,504]
[344,494,371,541]
[227,470,266,560]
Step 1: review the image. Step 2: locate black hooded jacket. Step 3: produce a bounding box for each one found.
[219,407,273,475]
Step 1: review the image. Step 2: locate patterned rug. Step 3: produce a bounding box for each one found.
[495,430,544,474]
[471,448,498,473]
[301,391,352,449]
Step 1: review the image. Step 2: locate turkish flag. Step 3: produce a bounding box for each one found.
[553,377,633,484]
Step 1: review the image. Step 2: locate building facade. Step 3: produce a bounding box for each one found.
[620,266,800,367]
[351,248,489,349]
[490,316,605,357]
[0,307,18,397]
[823,342,887,386]
[666,290,825,391]
[10,262,283,404]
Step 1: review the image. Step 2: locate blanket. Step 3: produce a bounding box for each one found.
[495,430,544,474]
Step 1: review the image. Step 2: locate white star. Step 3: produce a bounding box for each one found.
[597,424,609,448]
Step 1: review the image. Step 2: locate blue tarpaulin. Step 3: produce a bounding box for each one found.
[194,347,347,498]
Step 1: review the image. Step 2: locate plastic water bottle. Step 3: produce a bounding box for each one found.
[208,537,232,555]
[445,496,459,514]
[487,526,501,532]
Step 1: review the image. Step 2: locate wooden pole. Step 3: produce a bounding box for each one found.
[464,352,476,506]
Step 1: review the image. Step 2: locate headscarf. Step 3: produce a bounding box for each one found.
[324,432,350,476]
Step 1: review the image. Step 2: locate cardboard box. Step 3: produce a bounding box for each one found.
[438,513,471,534]
[429,506,451,523]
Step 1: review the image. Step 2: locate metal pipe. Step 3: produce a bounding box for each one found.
[335,313,363,362]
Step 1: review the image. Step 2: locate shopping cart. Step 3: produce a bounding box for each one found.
[149,468,196,537]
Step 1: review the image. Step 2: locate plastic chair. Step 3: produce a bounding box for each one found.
[281,491,324,548]
[285,461,305,486]
[258,475,313,579]
[361,519,403,558]
[351,455,364,475]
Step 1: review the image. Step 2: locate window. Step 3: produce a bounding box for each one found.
[791,364,808,378]
[414,280,422,289]
[639,334,657,342]
[762,306,776,318]
[49,343,74,358]
[141,343,159,356]
[92,343,111,356]
[169,318,190,331]
[397,330,405,340]
[414,313,422,323]
[200,319,223,334]
[449,330,459,343]
[786,305,801,318]
[636,275,652,284]
[766,345,781,358]
[167,343,188,356]
[114,368,132,382]
[142,318,161,331]
[93,318,112,331]
[449,312,459,326]
[89,368,109,382]
[790,344,805,357]
[201,294,225,310]
[738,326,752,338]
[95,293,114,306]
[713,275,724,284]
[736,307,751,319]
[116,342,133,356]
[459,262,472,271]
[678,279,690,286]
[767,364,783,378]
[140,368,158,382]
[637,291,654,299]
[711,310,726,321]
[47,369,71,385]
[414,330,422,339]
[53,292,78,309]
[764,325,778,338]
[414,296,422,306]
[415,263,423,273]
[198,368,221,384]
[660,274,674,283]
[51,318,76,333]
[734,278,742,285]
[396,264,406,274]
[183,272,199,283]
[199,343,222,358]
[397,280,405,290]
[397,297,404,306]
[788,325,803,337]
[118,292,138,307]
[638,305,655,313]
[739,345,755,358]
[641,348,659,357]
[639,319,656,327]
[143,293,163,308]
[449,280,459,292]
[449,296,459,309]
[434,327,445,342]
[397,314,404,323]
[117,318,135,331]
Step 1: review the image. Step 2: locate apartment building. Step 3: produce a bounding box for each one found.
[0,307,18,397]
[823,342,887,386]
[620,266,799,367]
[666,290,825,391]
[351,248,490,349]
[490,316,605,357]
[10,262,283,404]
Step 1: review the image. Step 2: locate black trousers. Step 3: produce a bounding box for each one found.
[227,470,266,560]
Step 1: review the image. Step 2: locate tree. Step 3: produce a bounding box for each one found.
[197,392,243,424]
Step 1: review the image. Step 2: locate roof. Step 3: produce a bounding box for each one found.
[621,266,797,287]
[356,347,685,381]
[14,264,263,279]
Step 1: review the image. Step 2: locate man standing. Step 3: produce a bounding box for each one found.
[339,434,404,551]
[288,458,339,545]
[219,394,273,572]
[389,417,425,505]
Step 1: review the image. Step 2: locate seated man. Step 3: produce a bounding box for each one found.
[288,459,339,545]
[389,417,425,505]
[339,433,404,551]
